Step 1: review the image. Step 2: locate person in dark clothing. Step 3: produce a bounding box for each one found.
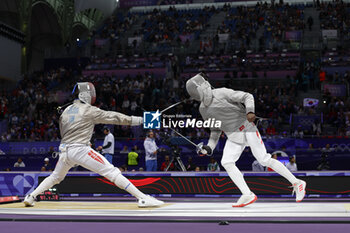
[186,157,196,171]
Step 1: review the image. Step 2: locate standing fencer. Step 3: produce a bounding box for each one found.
[24,82,163,208]
[186,73,306,207]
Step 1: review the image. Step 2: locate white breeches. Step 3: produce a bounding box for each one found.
[45,145,121,186]
[221,122,272,167]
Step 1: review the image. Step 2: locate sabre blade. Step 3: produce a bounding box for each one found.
[160,101,183,114]
[256,116,268,120]
[168,128,198,147]
[141,101,183,114]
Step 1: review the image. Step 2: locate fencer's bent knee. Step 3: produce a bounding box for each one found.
[105,167,121,183]
[258,157,274,167]
[50,173,65,185]
[221,160,236,170]
[221,154,235,168]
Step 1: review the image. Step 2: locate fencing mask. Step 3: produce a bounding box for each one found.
[186,73,213,106]
[72,82,96,105]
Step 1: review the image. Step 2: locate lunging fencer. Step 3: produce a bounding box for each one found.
[186,73,306,207]
[24,82,164,208]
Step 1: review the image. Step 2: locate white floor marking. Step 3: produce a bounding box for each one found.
[0,202,349,218]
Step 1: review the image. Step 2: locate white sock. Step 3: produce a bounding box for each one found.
[31,175,56,198]
[114,174,147,199]
[224,163,251,195]
[268,159,298,184]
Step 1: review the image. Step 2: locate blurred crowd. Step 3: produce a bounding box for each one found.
[158,0,193,5]
[2,2,350,143]
[86,2,309,75]
[219,2,304,52]
[2,65,350,142]
[90,12,137,54]
[1,68,74,142]
[319,0,350,40]
[140,6,215,49]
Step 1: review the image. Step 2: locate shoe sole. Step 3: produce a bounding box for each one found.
[23,201,34,207]
[232,195,257,207]
[138,205,157,208]
[138,203,164,208]
[138,201,165,208]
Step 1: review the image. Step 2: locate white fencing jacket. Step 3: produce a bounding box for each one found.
[60,100,132,145]
[199,87,255,148]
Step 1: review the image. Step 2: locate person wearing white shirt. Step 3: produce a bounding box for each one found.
[143,131,158,171]
[97,127,115,164]
[286,156,298,172]
[252,160,265,172]
[14,157,25,167]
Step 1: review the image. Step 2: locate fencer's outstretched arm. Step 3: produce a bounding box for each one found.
[87,105,142,126]
[223,88,255,114]
[207,130,221,151]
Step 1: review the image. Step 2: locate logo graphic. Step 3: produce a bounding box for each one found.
[143,110,161,129]
[12,174,36,195]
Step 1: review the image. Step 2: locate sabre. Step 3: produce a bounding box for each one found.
[141,101,183,114]
[255,116,268,127]
[141,103,208,154]
[168,127,198,147]
[141,102,198,147]
[167,127,208,156]
[256,116,268,121]
[160,101,183,114]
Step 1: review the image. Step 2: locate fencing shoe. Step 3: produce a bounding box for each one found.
[232,192,257,207]
[138,195,164,208]
[292,179,306,202]
[23,194,35,207]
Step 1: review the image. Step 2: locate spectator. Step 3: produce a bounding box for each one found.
[121,164,128,172]
[317,144,335,170]
[317,153,330,171]
[252,160,265,171]
[120,145,130,154]
[143,130,158,171]
[267,153,278,171]
[97,127,115,164]
[308,143,315,151]
[286,156,298,172]
[195,166,201,172]
[272,146,290,158]
[133,145,141,153]
[160,155,174,171]
[127,147,139,169]
[294,125,304,138]
[312,119,322,136]
[319,70,326,83]
[14,157,25,167]
[307,16,313,31]
[207,158,220,171]
[186,157,196,171]
[322,143,336,154]
[43,158,52,171]
[266,123,276,136]
[47,146,55,156]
